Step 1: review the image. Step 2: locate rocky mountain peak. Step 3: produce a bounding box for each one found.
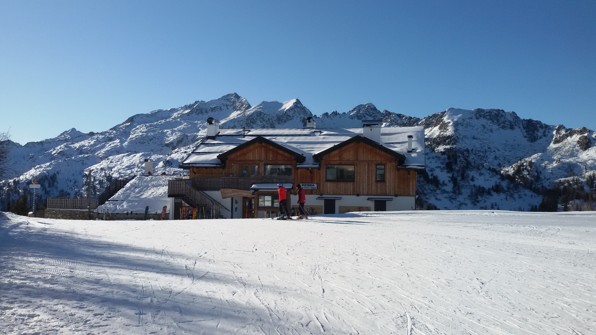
[348,103,382,120]
[553,125,593,151]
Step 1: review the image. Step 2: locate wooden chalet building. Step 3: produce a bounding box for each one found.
[168,118,425,219]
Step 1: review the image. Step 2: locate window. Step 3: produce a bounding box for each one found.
[264,164,292,177]
[258,195,278,208]
[326,165,355,182]
[240,165,258,177]
[376,164,385,182]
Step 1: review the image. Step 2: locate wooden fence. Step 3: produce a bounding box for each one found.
[47,198,98,210]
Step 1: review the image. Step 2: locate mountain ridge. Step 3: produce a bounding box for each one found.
[1,93,594,211]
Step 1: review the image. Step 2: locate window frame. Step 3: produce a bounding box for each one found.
[325,165,355,182]
[264,164,293,177]
[375,164,385,182]
[258,195,279,208]
[239,164,259,177]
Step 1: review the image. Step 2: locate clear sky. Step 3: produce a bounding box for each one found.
[1,0,595,145]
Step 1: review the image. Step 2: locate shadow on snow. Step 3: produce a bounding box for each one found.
[0,213,293,333]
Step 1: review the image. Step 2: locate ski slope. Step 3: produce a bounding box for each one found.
[1,211,595,334]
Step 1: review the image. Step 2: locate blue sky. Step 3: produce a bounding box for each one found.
[1,0,595,145]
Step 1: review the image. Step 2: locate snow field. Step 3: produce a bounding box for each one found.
[1,211,595,334]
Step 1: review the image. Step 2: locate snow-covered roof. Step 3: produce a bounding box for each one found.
[96,175,172,214]
[181,126,425,168]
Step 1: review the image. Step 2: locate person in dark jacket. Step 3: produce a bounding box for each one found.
[297,184,308,219]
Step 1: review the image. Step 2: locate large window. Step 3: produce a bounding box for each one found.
[258,195,278,208]
[326,165,355,182]
[376,164,385,182]
[240,165,258,177]
[264,164,292,177]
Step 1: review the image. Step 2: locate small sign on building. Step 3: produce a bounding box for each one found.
[299,183,317,190]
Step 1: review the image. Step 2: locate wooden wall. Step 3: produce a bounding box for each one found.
[190,142,297,178]
[315,142,416,196]
[189,140,417,196]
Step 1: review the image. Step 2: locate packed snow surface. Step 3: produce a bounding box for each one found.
[1,211,594,334]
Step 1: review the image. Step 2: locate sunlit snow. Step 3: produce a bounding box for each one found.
[1,210,594,334]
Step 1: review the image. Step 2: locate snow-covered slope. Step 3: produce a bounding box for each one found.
[1,211,595,334]
[1,95,594,211]
[0,93,252,204]
[418,108,595,210]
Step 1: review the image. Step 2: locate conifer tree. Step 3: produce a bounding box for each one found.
[12,192,29,216]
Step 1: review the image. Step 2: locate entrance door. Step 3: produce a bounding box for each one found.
[242,197,254,218]
[374,200,387,211]
[324,199,336,214]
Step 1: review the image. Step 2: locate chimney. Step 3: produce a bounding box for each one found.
[206,117,219,139]
[362,120,382,143]
[407,135,414,152]
[305,116,316,129]
[144,158,154,176]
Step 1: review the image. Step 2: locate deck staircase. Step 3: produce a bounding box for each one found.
[168,179,228,219]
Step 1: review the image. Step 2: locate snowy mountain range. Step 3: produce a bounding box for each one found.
[1,93,594,211]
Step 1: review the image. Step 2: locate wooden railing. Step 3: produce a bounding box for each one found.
[47,198,98,210]
[168,179,229,219]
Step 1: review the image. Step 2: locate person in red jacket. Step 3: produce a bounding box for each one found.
[297,184,308,219]
[277,184,290,219]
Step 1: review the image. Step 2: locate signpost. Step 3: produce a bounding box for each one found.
[84,170,94,219]
[29,180,41,216]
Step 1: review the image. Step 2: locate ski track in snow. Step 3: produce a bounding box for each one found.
[0,211,595,334]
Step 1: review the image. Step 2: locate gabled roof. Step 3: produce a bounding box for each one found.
[312,135,405,165]
[180,126,425,169]
[217,136,305,164]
